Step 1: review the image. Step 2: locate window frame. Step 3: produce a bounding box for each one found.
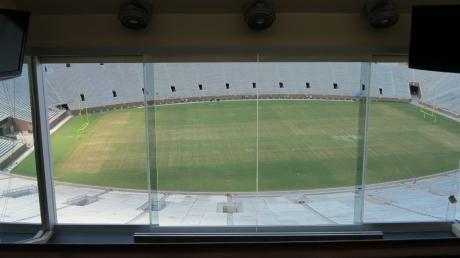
[1,54,457,243]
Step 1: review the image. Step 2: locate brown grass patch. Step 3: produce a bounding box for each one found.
[58,112,131,173]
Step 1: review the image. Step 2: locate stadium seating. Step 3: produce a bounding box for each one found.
[152,63,363,100]
[2,62,460,122]
[47,107,65,121]
[414,69,460,115]
[370,63,412,99]
[43,63,144,111]
[0,66,66,124]
[0,66,33,122]
[0,138,15,157]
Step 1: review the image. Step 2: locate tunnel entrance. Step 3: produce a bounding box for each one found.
[409,82,421,99]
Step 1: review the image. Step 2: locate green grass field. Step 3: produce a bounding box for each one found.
[13,100,460,192]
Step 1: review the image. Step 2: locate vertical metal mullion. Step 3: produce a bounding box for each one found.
[29,56,57,231]
[354,62,371,224]
[143,63,153,226]
[143,62,158,227]
[255,55,260,232]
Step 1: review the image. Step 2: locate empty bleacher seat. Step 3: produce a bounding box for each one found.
[0,138,15,157]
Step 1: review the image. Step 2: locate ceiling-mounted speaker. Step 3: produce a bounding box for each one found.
[244,1,276,31]
[364,0,399,28]
[118,1,152,30]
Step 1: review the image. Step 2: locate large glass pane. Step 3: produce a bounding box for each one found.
[14,63,150,224]
[364,63,460,222]
[0,64,41,241]
[257,62,365,225]
[144,62,370,227]
[145,63,258,226]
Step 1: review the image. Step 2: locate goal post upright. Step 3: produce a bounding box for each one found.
[76,97,90,137]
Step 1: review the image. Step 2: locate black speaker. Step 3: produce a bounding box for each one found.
[118,1,152,30]
[244,1,276,31]
[364,0,399,28]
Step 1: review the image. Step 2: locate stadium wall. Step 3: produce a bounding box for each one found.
[0,119,12,136]
[12,118,33,132]
[48,111,70,130]
[69,102,145,115]
[0,113,67,171]
[67,94,411,115]
[419,102,460,118]
[151,94,411,105]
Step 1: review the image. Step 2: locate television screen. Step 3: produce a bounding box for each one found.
[0,9,30,79]
[409,5,460,73]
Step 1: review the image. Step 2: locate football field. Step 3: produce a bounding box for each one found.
[13,100,460,192]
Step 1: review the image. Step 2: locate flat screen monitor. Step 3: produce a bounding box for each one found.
[409,5,460,73]
[0,9,30,79]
